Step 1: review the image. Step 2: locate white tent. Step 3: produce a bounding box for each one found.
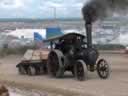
[7,29,46,39]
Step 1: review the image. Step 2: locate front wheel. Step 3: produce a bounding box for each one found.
[97,59,111,79]
[74,60,88,81]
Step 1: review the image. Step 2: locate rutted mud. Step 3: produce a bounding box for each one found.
[0,52,128,96]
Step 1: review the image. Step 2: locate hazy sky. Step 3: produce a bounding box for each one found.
[0,0,87,19]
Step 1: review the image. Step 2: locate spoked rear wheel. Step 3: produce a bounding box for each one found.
[97,59,111,79]
[74,60,87,81]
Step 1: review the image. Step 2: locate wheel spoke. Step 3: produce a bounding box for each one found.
[97,59,110,79]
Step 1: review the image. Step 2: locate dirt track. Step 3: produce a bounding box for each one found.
[0,53,128,96]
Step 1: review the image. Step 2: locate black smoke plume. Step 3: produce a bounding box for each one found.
[82,0,128,23]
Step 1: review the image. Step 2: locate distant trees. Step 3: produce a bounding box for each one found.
[93,44,125,50]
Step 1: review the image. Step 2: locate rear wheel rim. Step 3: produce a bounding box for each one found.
[30,66,36,75]
[28,66,36,76]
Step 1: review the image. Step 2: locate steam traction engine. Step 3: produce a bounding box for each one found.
[45,32,111,81]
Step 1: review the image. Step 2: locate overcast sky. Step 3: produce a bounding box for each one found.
[0,0,88,19]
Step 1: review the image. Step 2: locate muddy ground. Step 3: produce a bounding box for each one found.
[0,52,128,96]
